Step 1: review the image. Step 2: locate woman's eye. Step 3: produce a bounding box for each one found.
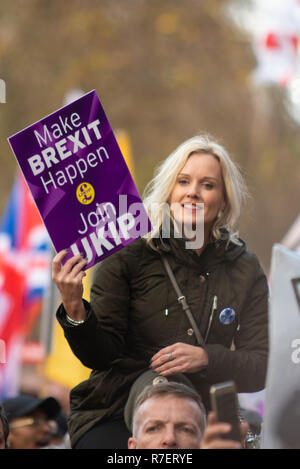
[202,183,213,189]
[178,179,189,185]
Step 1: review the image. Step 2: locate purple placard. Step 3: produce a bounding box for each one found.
[8,90,151,269]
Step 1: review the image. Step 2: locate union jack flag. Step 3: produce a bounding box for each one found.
[0,171,51,399]
[251,0,300,86]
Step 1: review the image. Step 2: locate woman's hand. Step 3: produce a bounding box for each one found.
[150,342,208,376]
[52,250,88,321]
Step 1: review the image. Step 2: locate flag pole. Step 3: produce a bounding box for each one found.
[40,244,59,356]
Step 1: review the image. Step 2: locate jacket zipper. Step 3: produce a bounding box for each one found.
[204,295,218,343]
[236,311,240,332]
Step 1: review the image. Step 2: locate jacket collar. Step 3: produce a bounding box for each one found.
[151,227,246,271]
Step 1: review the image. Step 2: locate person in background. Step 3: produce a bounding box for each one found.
[2,394,60,449]
[127,381,247,449]
[53,134,269,448]
[45,410,71,449]
[0,404,9,449]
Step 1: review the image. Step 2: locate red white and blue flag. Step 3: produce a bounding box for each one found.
[0,171,50,399]
[250,0,300,86]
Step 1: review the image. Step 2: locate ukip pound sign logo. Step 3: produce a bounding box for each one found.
[0,79,6,103]
[76,182,95,205]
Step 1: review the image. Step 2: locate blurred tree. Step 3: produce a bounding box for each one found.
[0,0,299,268]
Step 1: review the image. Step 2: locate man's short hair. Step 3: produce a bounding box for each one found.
[0,404,9,448]
[132,381,206,437]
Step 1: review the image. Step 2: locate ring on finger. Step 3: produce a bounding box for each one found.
[167,352,173,362]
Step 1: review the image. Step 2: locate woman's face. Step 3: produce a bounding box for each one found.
[169,152,225,235]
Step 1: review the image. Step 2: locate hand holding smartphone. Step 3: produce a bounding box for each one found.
[209,380,242,443]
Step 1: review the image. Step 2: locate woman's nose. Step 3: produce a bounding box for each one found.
[186,182,200,199]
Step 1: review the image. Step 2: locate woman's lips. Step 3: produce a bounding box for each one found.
[181,203,203,211]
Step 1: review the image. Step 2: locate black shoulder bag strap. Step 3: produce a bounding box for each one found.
[161,255,205,347]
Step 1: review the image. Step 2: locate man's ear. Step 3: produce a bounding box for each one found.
[6,433,13,449]
[128,437,137,449]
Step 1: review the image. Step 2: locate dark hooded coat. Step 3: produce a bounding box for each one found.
[56,233,269,447]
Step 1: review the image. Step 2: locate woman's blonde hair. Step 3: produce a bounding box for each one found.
[143,134,248,248]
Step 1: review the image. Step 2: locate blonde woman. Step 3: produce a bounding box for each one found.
[53,135,268,449]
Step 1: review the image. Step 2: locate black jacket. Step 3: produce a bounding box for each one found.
[57,234,269,447]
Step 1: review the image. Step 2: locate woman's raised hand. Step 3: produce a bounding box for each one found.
[52,250,88,321]
[150,342,208,376]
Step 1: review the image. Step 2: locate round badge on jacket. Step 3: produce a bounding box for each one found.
[219,307,236,325]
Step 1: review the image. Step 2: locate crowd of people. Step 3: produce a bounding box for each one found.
[0,394,69,449]
[1,134,269,449]
[0,381,255,449]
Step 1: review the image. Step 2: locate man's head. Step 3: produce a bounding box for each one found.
[2,394,60,449]
[0,405,9,449]
[128,381,206,449]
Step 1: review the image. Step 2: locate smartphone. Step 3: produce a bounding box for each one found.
[210,380,242,443]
